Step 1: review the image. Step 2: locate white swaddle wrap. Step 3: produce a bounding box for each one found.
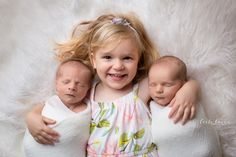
[150,101,222,157]
[23,95,91,157]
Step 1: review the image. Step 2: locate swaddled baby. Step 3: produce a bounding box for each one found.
[148,56,222,157]
[23,58,93,157]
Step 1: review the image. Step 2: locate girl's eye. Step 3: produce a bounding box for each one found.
[123,56,132,60]
[102,56,111,59]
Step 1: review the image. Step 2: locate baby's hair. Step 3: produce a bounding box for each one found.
[56,58,94,83]
[55,12,159,83]
[151,55,187,82]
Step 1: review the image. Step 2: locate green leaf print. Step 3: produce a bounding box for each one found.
[98,102,104,110]
[133,128,145,139]
[90,122,96,134]
[147,143,157,152]
[142,154,148,157]
[100,109,107,118]
[111,103,115,112]
[97,119,110,128]
[134,144,141,152]
[119,133,131,147]
[115,127,119,134]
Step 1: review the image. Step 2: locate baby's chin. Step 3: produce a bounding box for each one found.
[152,99,170,107]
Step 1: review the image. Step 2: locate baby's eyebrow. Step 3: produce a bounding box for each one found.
[162,81,174,84]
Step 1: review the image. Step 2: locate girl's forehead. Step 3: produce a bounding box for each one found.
[95,38,140,55]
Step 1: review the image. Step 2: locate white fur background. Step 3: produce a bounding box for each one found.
[0,0,235,157]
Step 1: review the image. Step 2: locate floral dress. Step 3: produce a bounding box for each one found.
[87,83,158,157]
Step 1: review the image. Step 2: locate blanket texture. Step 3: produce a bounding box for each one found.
[0,0,235,157]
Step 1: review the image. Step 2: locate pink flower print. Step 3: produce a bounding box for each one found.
[104,140,117,154]
[122,103,143,125]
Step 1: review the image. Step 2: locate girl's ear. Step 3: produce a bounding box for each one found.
[90,53,96,69]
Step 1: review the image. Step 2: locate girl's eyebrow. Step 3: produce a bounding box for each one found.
[99,51,112,55]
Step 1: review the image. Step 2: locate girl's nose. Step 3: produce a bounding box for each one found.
[113,59,124,70]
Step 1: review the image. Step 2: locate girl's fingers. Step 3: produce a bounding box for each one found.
[173,105,184,123]
[168,97,176,107]
[35,129,59,145]
[36,134,55,145]
[33,126,60,145]
[43,126,60,138]
[190,106,196,119]
[42,130,59,142]
[168,103,179,119]
[181,107,190,125]
[42,116,56,125]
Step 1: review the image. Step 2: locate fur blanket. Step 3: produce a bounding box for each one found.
[0,0,235,157]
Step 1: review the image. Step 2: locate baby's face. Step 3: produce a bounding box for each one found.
[148,64,183,106]
[55,63,91,106]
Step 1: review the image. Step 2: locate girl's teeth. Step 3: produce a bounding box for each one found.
[112,74,123,77]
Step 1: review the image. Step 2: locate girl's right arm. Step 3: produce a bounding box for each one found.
[26,104,60,145]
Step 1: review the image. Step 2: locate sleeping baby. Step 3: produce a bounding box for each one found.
[23,58,93,157]
[148,55,222,157]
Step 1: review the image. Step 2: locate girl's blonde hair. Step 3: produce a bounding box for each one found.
[56,12,159,83]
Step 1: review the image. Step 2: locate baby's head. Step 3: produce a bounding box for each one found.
[148,56,187,106]
[55,58,93,106]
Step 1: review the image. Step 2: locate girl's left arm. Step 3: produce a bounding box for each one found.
[138,77,150,105]
[168,79,200,125]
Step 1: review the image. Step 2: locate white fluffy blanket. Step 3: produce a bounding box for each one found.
[0,0,235,157]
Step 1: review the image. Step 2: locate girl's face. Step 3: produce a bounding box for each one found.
[92,38,140,91]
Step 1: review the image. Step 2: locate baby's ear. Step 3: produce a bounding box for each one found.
[54,80,59,93]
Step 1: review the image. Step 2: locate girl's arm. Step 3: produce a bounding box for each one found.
[26,104,60,145]
[168,79,199,125]
[138,77,150,105]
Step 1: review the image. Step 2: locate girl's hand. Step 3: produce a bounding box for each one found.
[168,79,199,125]
[26,104,60,145]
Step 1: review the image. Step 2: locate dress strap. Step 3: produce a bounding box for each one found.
[133,83,152,118]
[90,82,98,101]
[133,83,139,98]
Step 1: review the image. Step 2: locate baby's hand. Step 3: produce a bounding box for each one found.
[26,111,60,145]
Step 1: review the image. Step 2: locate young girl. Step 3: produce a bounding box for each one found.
[26,13,199,156]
